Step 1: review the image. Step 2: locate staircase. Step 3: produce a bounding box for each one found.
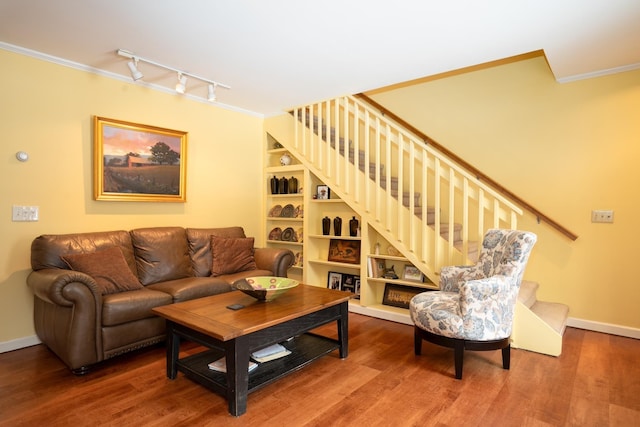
[266,95,569,356]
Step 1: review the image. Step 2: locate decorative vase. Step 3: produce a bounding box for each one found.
[270,176,279,194]
[349,216,359,237]
[278,176,288,194]
[280,153,292,166]
[288,176,298,194]
[322,216,331,235]
[333,216,342,236]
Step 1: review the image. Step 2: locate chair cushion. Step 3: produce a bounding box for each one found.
[410,291,464,339]
[61,246,143,295]
[211,236,257,276]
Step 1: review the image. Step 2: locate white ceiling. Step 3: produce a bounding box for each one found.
[1,0,639,116]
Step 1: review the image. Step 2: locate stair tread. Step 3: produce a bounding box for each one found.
[518,280,539,308]
[530,300,569,335]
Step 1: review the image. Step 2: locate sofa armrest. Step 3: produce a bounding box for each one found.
[254,247,295,277]
[27,268,103,371]
[28,268,103,306]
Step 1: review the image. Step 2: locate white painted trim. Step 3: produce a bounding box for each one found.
[567,317,640,340]
[556,62,640,83]
[0,41,263,118]
[349,303,413,326]
[0,335,41,353]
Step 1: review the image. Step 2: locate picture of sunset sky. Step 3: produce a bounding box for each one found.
[103,125,181,157]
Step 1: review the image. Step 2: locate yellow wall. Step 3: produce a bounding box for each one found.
[368,55,640,330]
[0,50,264,344]
[3,49,638,347]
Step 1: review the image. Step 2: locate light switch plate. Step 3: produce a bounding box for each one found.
[591,210,614,223]
[12,205,39,222]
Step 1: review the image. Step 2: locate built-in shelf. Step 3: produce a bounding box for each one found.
[367,277,437,290]
[308,259,361,269]
[266,240,303,246]
[308,234,359,240]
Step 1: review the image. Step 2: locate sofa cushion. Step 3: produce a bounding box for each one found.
[130,227,193,285]
[61,247,144,295]
[102,288,173,326]
[211,236,257,276]
[31,230,136,272]
[147,276,233,303]
[186,227,246,277]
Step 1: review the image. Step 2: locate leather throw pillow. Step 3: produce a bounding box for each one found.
[61,246,144,295]
[211,236,257,276]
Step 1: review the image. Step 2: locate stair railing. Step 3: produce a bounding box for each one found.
[291,95,522,278]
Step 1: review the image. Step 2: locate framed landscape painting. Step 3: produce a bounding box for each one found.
[93,116,187,202]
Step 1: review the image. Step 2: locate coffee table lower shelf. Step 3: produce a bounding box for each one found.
[177,333,339,396]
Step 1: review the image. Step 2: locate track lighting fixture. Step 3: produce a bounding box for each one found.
[126,58,143,81]
[175,73,187,94]
[116,49,230,103]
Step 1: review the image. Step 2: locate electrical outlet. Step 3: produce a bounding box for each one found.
[591,210,614,223]
[12,205,39,222]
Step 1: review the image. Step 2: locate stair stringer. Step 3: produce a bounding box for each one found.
[512,301,564,356]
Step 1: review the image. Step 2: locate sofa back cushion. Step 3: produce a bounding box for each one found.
[130,227,193,285]
[30,230,138,275]
[186,227,246,277]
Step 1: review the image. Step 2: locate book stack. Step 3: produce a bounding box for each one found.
[251,343,291,363]
[208,357,258,373]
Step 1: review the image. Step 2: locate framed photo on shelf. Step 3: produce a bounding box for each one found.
[316,185,330,199]
[382,283,425,309]
[403,264,424,282]
[328,239,361,264]
[330,272,360,298]
[367,257,387,278]
[327,271,342,290]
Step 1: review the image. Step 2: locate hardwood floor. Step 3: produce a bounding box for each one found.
[1,313,638,426]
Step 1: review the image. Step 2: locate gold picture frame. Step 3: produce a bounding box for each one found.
[93,116,187,202]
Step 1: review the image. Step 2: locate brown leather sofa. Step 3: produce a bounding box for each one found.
[27,226,294,374]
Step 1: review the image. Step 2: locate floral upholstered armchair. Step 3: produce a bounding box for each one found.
[409,229,537,379]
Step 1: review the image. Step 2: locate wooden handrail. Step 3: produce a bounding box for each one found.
[355,93,578,241]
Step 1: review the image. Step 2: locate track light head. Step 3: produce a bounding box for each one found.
[127,59,143,81]
[175,73,187,94]
[117,49,230,102]
[207,84,217,102]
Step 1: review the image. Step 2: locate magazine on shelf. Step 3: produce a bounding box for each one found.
[208,357,258,373]
[251,343,292,363]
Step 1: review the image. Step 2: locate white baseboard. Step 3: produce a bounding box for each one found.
[0,335,41,353]
[567,317,640,340]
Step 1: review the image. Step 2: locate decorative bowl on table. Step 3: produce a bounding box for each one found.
[233,276,300,301]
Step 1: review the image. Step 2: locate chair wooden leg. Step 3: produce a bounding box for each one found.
[454,340,464,380]
[501,345,511,370]
[414,326,422,355]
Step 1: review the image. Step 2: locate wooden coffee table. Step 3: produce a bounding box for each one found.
[152,284,352,416]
